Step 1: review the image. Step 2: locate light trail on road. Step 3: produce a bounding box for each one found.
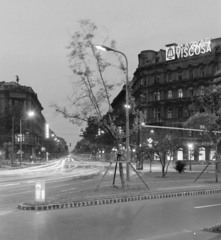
[60,188,77,192]
[2,190,32,197]
[53,184,71,188]
[194,203,221,209]
[0,183,20,187]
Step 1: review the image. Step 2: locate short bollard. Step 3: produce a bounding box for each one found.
[35,181,45,203]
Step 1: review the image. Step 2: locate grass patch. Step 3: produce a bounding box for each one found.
[20,171,221,207]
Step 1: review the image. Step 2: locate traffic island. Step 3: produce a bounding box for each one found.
[18,187,221,211]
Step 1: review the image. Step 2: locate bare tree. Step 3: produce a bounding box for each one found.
[51,19,140,188]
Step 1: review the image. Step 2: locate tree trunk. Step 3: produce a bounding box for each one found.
[161,155,166,177]
[162,166,165,177]
[164,159,172,177]
[119,162,125,188]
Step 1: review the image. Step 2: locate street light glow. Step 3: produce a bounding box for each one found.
[95,45,107,51]
[27,111,35,117]
[188,143,193,149]
[95,45,115,52]
[97,44,130,181]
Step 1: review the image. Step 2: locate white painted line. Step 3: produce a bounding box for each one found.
[194,203,221,209]
[27,181,35,183]
[60,188,77,192]
[53,184,71,188]
[2,191,32,197]
[0,183,20,187]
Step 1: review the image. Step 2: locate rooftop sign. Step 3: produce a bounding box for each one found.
[166,38,212,61]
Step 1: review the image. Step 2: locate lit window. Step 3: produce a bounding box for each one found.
[154,91,160,101]
[200,125,205,136]
[168,90,172,99]
[178,89,183,98]
[167,107,172,118]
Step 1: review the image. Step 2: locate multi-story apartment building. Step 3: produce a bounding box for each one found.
[0,81,46,159]
[131,37,221,162]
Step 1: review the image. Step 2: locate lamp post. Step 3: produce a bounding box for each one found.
[188,143,193,171]
[96,45,130,181]
[11,115,15,166]
[19,111,35,165]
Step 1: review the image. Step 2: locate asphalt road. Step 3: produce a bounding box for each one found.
[0,159,219,240]
[1,189,221,240]
[0,158,109,210]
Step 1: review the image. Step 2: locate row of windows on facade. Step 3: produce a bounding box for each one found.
[152,107,191,119]
[138,65,217,87]
[142,86,205,102]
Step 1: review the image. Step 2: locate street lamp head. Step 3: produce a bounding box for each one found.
[95,45,114,52]
[124,104,131,109]
[188,143,193,149]
[27,111,35,117]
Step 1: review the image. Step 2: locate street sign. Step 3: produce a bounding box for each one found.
[35,181,45,202]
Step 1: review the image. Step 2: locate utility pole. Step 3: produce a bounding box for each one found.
[11,115,14,165]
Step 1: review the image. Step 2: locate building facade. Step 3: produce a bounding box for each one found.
[131,37,221,162]
[0,81,46,160]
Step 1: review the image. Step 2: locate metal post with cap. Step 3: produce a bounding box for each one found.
[95,45,130,181]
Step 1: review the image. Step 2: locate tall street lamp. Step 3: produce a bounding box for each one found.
[19,111,35,165]
[188,143,193,171]
[96,45,130,180]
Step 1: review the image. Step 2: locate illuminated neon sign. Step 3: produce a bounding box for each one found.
[166,38,212,61]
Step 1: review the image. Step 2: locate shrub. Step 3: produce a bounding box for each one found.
[174,161,186,173]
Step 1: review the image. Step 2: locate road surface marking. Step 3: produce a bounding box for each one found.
[143,230,192,240]
[53,184,71,188]
[27,181,35,183]
[0,211,13,216]
[2,190,32,196]
[194,203,221,209]
[60,188,77,192]
[0,183,20,187]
